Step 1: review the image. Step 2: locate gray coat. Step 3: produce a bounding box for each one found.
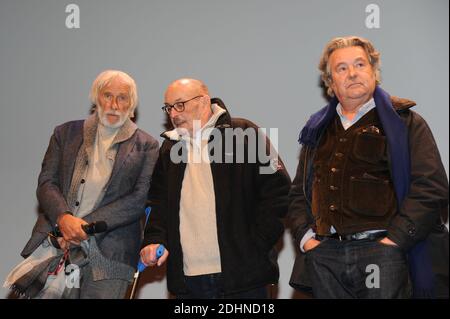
[21,115,159,270]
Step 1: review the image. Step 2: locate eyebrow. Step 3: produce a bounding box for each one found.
[335,62,347,68]
[164,99,179,105]
[335,56,367,67]
[103,91,130,97]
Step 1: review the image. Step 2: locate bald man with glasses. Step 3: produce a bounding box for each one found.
[140,78,291,299]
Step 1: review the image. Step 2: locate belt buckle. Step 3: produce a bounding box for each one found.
[352,232,367,240]
[352,232,362,240]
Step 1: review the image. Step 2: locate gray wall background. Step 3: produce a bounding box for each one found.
[0,0,448,299]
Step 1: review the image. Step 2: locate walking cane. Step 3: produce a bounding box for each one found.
[129,207,165,299]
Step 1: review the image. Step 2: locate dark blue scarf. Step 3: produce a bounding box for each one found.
[298,86,435,298]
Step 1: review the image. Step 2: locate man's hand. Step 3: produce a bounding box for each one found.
[304,238,321,252]
[56,237,70,251]
[379,237,398,246]
[140,244,169,267]
[57,213,88,245]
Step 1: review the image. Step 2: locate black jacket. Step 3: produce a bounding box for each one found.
[288,96,449,297]
[142,98,291,295]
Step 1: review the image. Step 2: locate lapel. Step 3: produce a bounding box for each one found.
[209,127,232,219]
[61,120,86,197]
[373,86,410,205]
[166,142,187,223]
[65,115,97,205]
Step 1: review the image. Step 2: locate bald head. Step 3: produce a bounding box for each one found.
[165,78,209,100]
[164,78,212,136]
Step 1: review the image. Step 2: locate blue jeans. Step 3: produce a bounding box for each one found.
[306,238,412,298]
[177,273,268,299]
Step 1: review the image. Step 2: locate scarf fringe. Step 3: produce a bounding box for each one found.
[8,284,32,299]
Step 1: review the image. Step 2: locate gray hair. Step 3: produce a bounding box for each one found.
[89,70,138,117]
[319,36,381,97]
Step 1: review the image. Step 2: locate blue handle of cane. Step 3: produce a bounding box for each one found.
[137,207,165,273]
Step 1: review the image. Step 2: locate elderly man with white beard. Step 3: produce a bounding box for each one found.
[4,70,159,298]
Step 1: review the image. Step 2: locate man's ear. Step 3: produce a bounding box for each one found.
[202,94,210,104]
[329,79,336,93]
[202,94,211,108]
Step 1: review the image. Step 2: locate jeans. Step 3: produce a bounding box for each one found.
[306,238,412,299]
[177,273,268,299]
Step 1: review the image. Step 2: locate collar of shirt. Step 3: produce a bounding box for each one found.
[336,98,375,130]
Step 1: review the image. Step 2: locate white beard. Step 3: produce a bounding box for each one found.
[97,106,129,129]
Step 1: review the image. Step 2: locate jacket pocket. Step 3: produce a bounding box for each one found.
[348,174,393,217]
[352,130,386,164]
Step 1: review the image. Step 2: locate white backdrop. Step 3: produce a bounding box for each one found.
[0,0,448,298]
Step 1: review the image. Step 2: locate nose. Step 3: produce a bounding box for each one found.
[169,112,180,123]
[348,66,357,78]
[111,97,119,110]
[167,108,175,118]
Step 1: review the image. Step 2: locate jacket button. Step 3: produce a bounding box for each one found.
[330,185,338,191]
[329,204,338,212]
[75,201,80,206]
[80,179,85,184]
[339,138,347,142]
[331,167,339,173]
[408,228,416,236]
[335,152,344,158]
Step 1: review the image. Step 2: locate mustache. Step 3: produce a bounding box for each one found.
[105,111,122,116]
[172,117,185,125]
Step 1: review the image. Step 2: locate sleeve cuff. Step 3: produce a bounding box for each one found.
[299,228,316,253]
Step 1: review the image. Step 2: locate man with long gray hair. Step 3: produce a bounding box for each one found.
[4,70,159,298]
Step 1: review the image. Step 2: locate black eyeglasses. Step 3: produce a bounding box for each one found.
[161,95,203,114]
